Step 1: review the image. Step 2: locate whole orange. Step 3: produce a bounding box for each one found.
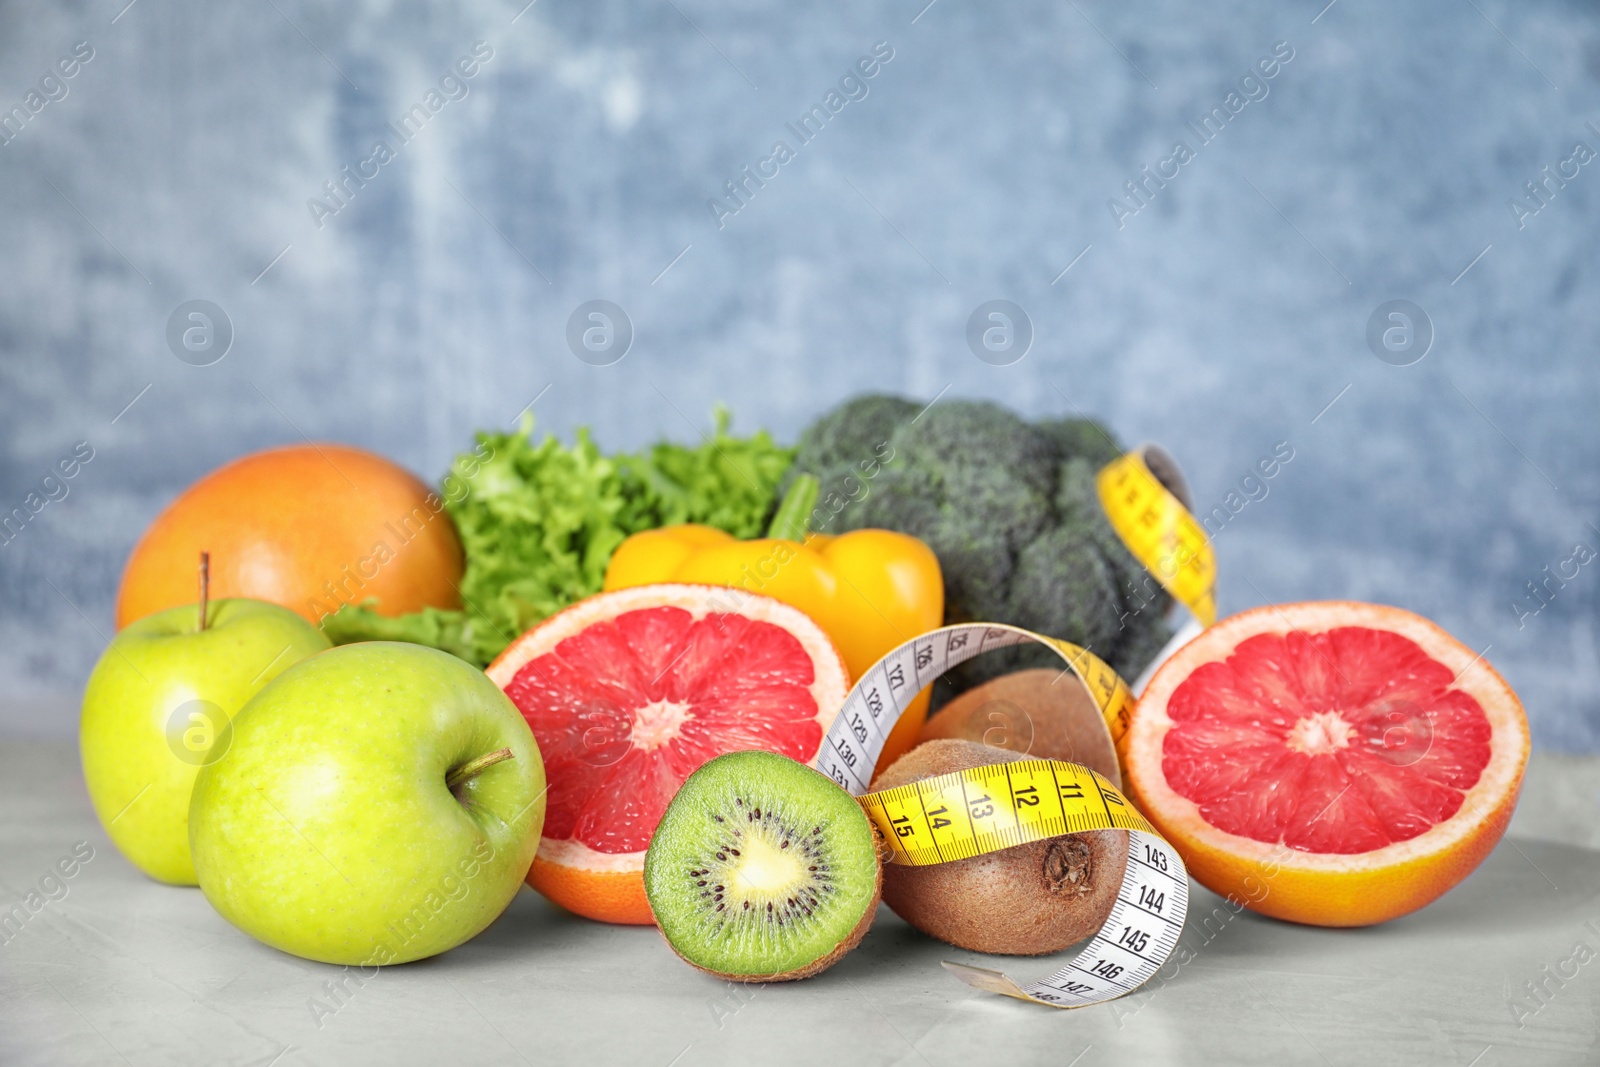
[116,444,463,629]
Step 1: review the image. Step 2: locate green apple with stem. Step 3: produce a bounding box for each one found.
[188,641,545,965]
[81,552,331,884]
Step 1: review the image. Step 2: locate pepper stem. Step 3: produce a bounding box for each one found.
[766,474,820,541]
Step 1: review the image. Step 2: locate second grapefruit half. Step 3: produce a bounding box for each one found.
[1123,601,1528,927]
[485,584,850,925]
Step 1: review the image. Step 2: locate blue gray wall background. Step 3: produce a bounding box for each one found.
[1,0,1596,747]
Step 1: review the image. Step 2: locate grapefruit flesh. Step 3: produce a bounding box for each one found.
[486,584,849,925]
[1124,601,1528,926]
[117,444,463,628]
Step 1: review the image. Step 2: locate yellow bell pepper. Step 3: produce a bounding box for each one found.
[603,476,943,771]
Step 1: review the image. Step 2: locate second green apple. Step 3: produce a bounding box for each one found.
[188,642,546,965]
[80,597,330,884]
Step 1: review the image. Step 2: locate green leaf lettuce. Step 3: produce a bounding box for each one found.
[322,407,794,666]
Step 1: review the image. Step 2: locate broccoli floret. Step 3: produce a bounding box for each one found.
[779,394,921,528]
[789,394,921,473]
[1008,528,1122,650]
[1035,416,1124,470]
[786,395,1177,689]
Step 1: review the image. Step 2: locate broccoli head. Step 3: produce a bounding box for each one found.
[785,396,1176,692]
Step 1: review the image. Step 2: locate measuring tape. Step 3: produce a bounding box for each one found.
[814,623,1190,1010]
[1097,445,1217,627]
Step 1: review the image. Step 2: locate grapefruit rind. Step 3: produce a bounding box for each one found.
[1124,601,1529,927]
[529,837,647,875]
[527,854,654,926]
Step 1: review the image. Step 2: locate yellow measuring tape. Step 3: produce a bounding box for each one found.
[859,759,1158,866]
[815,623,1190,1010]
[1097,445,1217,627]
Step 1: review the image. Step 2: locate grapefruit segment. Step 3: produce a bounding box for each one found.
[1124,601,1528,927]
[486,584,849,924]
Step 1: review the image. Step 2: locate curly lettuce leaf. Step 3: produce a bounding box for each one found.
[322,408,794,666]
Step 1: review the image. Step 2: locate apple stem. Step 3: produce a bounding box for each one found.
[446,748,515,794]
[197,551,210,633]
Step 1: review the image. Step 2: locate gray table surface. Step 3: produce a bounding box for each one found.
[3,740,1597,1067]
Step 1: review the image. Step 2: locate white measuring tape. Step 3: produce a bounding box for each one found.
[814,623,1190,1009]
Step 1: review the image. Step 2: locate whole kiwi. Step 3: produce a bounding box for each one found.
[873,739,1128,956]
[919,668,1122,787]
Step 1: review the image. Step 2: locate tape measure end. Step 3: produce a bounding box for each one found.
[941,961,1030,999]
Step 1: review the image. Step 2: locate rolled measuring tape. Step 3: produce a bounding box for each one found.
[1096,444,1217,627]
[814,623,1191,1010]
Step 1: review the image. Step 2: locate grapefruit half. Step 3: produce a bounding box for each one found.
[1124,601,1528,927]
[486,584,850,925]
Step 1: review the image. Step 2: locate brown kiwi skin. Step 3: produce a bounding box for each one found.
[873,740,1128,956]
[919,669,1122,788]
[655,826,885,984]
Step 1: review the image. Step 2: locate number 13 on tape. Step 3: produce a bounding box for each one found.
[814,623,1191,1010]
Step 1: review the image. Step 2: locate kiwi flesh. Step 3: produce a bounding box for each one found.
[873,739,1128,956]
[918,668,1122,787]
[644,750,882,982]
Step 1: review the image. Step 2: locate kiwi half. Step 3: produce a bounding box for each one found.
[644,750,882,982]
[873,739,1128,956]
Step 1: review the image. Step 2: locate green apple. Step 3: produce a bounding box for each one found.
[188,642,545,966]
[80,598,330,885]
